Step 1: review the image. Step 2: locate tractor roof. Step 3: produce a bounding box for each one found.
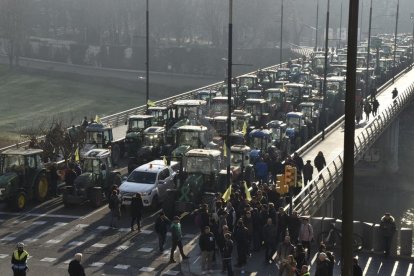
[231,145,251,153]
[232,110,251,118]
[186,149,221,158]
[286,112,304,118]
[1,148,43,156]
[128,114,154,120]
[143,126,165,134]
[148,106,168,111]
[245,99,267,104]
[83,149,111,159]
[213,116,236,121]
[285,83,305,88]
[299,102,316,107]
[173,99,206,106]
[267,120,286,128]
[177,125,208,132]
[249,129,273,137]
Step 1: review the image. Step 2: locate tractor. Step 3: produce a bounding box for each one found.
[230,145,255,185]
[162,149,224,218]
[124,115,154,159]
[299,102,320,137]
[171,125,209,159]
[171,99,207,125]
[147,106,171,127]
[0,148,51,210]
[244,99,270,128]
[266,120,291,158]
[61,149,121,208]
[248,129,275,164]
[285,112,309,150]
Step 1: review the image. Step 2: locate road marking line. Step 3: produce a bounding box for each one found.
[68,241,84,247]
[0,212,81,219]
[32,221,47,225]
[391,261,399,276]
[0,236,16,241]
[163,271,180,275]
[116,245,129,250]
[119,228,130,232]
[183,234,196,239]
[40,257,56,262]
[80,204,108,220]
[92,243,107,248]
[407,263,412,276]
[377,262,383,274]
[25,222,69,244]
[192,256,200,264]
[0,254,8,259]
[140,267,155,272]
[140,229,153,234]
[114,264,130,269]
[64,259,71,264]
[97,226,110,230]
[362,257,371,276]
[45,224,89,247]
[138,247,153,253]
[90,262,105,267]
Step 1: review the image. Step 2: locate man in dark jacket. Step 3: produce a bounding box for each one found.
[68,253,85,276]
[109,190,121,228]
[222,233,234,276]
[293,152,304,174]
[314,252,331,276]
[155,211,170,252]
[380,212,396,257]
[234,219,249,267]
[314,151,326,173]
[302,160,314,187]
[287,211,301,245]
[199,226,216,273]
[130,193,144,231]
[263,218,277,263]
[169,216,189,263]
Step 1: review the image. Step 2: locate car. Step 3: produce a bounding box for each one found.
[119,160,179,208]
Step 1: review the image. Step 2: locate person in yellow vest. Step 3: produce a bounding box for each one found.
[11,242,29,276]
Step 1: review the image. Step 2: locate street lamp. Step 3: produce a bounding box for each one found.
[280,0,284,65]
[226,0,233,188]
[145,0,150,110]
[315,0,319,50]
[392,0,399,83]
[365,0,373,99]
[410,13,414,69]
[321,0,330,140]
[338,1,343,49]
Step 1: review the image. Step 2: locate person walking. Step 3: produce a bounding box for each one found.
[81,116,88,128]
[221,233,234,276]
[275,236,295,266]
[299,265,311,276]
[314,252,331,276]
[155,211,171,252]
[364,101,372,121]
[372,98,380,116]
[392,87,398,104]
[292,152,304,174]
[68,253,85,276]
[11,242,29,276]
[199,226,216,274]
[298,217,314,261]
[302,160,313,187]
[379,212,396,257]
[130,193,144,231]
[108,190,121,228]
[263,218,277,263]
[169,216,189,263]
[314,151,327,174]
[234,219,249,267]
[352,257,363,276]
[279,254,297,276]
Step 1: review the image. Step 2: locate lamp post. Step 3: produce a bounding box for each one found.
[145,0,149,110]
[392,0,399,83]
[338,1,343,49]
[321,0,330,140]
[410,13,414,69]
[359,0,364,42]
[280,0,284,65]
[315,0,319,50]
[365,0,373,99]
[226,0,233,188]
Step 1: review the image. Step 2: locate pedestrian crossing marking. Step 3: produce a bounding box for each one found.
[23,238,38,243]
[139,267,155,272]
[26,222,68,244]
[0,254,8,259]
[0,236,16,241]
[391,261,399,276]
[97,226,110,230]
[138,247,153,253]
[68,241,84,247]
[32,221,47,225]
[116,245,129,250]
[40,257,56,262]
[140,229,153,234]
[119,228,130,232]
[407,263,412,276]
[90,262,105,267]
[363,257,372,275]
[64,259,71,264]
[92,243,107,248]
[163,270,180,275]
[45,224,89,247]
[46,239,62,244]
[114,264,130,269]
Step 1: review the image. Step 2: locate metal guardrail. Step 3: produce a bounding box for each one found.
[0,48,309,152]
[290,80,414,217]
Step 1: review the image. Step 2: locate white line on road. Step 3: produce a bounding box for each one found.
[114,264,130,269]
[24,222,68,244]
[80,204,108,220]
[45,223,89,247]
[362,257,372,276]
[407,263,412,276]
[391,261,399,276]
[0,212,81,219]
[377,262,383,274]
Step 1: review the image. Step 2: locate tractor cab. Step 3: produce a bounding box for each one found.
[238,74,261,90]
[244,99,270,127]
[220,83,237,97]
[266,120,290,157]
[194,89,221,106]
[210,116,236,138]
[82,149,113,179]
[248,129,274,163]
[257,69,277,89]
[276,68,291,81]
[125,115,154,158]
[285,112,309,149]
[147,107,171,127]
[289,64,302,80]
[230,145,254,184]
[232,110,252,134]
[82,123,114,157]
[171,125,209,158]
[246,89,264,100]
[172,99,207,123]
[311,55,326,74]
[299,102,319,136]
[209,97,235,117]
[0,148,49,210]
[285,83,306,107]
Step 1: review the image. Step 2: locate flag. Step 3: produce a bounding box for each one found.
[163,155,168,166]
[147,99,156,107]
[244,181,252,201]
[223,141,227,157]
[95,115,102,124]
[242,121,247,136]
[222,184,232,202]
[74,148,80,162]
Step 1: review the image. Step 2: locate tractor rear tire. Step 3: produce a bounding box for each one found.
[90,187,103,208]
[34,173,49,202]
[13,191,27,211]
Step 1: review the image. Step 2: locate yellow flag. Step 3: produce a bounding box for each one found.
[223,141,227,157]
[242,121,247,136]
[222,184,232,202]
[244,181,252,201]
[95,115,102,124]
[147,99,156,107]
[74,148,80,162]
[163,155,168,166]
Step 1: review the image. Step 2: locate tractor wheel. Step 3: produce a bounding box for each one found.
[111,144,121,166]
[34,173,49,202]
[162,192,176,219]
[13,192,27,211]
[89,188,103,208]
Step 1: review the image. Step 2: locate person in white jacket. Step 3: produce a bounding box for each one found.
[298,217,314,261]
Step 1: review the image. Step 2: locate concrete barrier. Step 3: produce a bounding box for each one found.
[400,228,413,257]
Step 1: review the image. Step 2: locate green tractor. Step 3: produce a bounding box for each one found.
[163,149,224,218]
[61,149,121,208]
[124,115,154,158]
[0,148,50,210]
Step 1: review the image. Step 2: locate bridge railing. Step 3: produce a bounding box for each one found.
[291,81,414,216]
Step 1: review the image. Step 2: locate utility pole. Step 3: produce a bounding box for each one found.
[322,0,330,140]
[145,0,149,111]
[280,0,284,65]
[342,0,359,274]
[226,0,233,188]
[359,0,364,42]
[392,0,399,83]
[315,0,319,50]
[365,0,373,98]
[339,1,343,49]
[411,13,414,69]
